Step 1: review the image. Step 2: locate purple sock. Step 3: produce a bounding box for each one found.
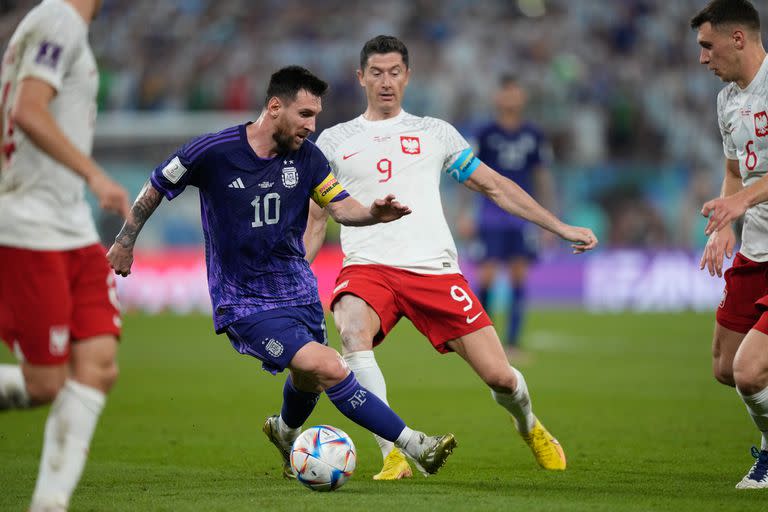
[280,375,320,429]
[326,372,406,442]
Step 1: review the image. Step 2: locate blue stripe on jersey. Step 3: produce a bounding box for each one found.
[185,126,239,155]
[446,148,481,183]
[186,135,242,161]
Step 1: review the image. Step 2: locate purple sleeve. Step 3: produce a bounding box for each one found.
[150,156,190,200]
[149,138,205,200]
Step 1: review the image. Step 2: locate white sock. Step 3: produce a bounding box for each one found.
[30,380,105,511]
[344,350,394,459]
[394,426,422,459]
[0,363,30,408]
[277,415,301,444]
[738,385,768,451]
[491,367,536,434]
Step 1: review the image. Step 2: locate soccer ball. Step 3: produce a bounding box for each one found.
[290,425,356,492]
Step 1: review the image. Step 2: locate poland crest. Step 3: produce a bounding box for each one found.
[755,111,768,137]
[400,136,421,154]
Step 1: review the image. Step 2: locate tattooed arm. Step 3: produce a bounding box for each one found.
[106,180,164,277]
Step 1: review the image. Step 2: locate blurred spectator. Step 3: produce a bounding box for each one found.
[1,0,737,250]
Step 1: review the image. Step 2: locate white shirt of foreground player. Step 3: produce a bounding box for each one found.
[317,110,474,275]
[0,0,99,250]
[718,55,768,262]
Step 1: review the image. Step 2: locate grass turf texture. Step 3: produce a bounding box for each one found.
[0,310,763,511]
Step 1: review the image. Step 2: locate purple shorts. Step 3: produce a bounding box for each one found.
[224,302,327,374]
[478,225,538,261]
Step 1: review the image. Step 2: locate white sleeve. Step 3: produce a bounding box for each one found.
[315,130,332,157]
[717,90,737,160]
[422,117,473,172]
[17,14,84,92]
[315,129,340,172]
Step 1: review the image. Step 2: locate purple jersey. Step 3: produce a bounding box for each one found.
[150,123,349,333]
[475,122,551,229]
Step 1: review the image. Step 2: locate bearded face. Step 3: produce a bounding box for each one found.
[271,90,321,153]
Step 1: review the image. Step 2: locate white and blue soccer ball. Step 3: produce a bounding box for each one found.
[290,425,356,492]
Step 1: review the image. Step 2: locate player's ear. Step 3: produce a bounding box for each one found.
[732,29,746,50]
[356,69,365,87]
[267,96,282,119]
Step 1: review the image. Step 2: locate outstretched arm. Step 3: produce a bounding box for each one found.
[107,180,164,276]
[325,194,411,227]
[464,162,597,253]
[304,200,330,263]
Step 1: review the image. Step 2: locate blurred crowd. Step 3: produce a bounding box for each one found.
[0,0,739,249]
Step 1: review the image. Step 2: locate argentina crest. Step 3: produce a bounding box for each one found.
[281,160,298,188]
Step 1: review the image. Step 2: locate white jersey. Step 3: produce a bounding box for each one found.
[0,0,99,250]
[316,110,476,274]
[718,55,768,262]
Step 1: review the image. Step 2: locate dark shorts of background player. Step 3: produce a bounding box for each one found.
[0,244,121,365]
[717,252,768,335]
[224,302,327,375]
[330,264,492,354]
[477,225,538,261]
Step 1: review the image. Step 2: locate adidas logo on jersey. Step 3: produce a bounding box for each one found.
[228,178,245,189]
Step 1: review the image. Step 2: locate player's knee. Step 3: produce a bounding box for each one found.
[100,360,119,392]
[483,368,517,394]
[304,352,348,388]
[325,357,350,384]
[713,365,735,387]
[734,362,767,396]
[72,358,119,394]
[338,323,374,353]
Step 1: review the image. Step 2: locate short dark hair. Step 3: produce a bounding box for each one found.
[499,74,520,88]
[359,35,409,70]
[690,0,760,32]
[264,66,328,107]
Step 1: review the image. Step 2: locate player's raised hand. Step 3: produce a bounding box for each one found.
[106,243,134,277]
[370,194,412,223]
[89,172,131,219]
[699,226,736,277]
[558,225,598,254]
[701,194,748,235]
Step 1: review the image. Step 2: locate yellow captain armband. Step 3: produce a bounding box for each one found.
[312,173,346,207]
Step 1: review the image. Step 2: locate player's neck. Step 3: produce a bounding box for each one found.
[737,48,767,89]
[362,106,402,121]
[497,114,522,131]
[246,116,280,159]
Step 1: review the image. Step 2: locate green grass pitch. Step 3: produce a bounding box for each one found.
[1,310,765,511]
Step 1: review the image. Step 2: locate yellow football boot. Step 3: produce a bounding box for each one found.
[373,448,413,480]
[519,418,566,470]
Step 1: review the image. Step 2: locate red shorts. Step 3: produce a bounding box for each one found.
[330,265,492,354]
[0,244,121,365]
[716,252,768,335]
